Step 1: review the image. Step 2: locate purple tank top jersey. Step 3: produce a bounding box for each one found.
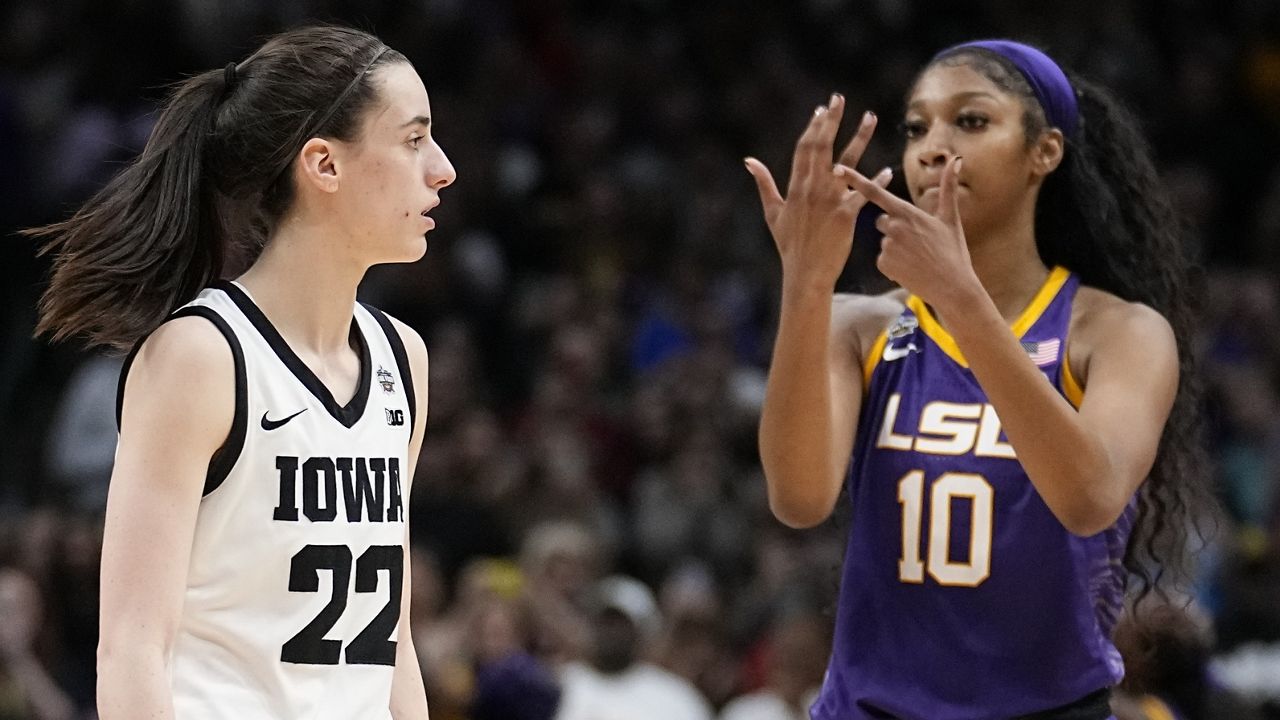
[811,267,1134,720]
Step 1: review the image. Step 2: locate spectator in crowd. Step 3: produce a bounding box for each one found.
[1112,602,1262,720]
[2,1,1279,717]
[0,567,75,720]
[720,613,829,720]
[555,575,713,720]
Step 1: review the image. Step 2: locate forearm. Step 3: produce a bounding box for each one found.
[390,635,430,719]
[943,288,1122,535]
[759,279,844,527]
[97,645,174,720]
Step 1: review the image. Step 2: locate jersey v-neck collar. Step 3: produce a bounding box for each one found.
[905,266,1070,369]
[214,280,372,428]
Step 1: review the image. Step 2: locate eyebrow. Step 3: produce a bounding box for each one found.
[907,91,999,110]
[400,115,431,128]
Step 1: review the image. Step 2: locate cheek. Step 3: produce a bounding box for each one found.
[367,159,391,196]
[960,141,1032,193]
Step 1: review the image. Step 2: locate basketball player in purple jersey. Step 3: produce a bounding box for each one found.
[745,41,1208,719]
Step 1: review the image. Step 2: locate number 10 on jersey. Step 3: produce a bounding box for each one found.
[897,471,994,587]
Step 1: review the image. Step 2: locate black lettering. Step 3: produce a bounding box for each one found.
[280,545,351,664]
[303,457,338,522]
[273,456,300,521]
[339,458,385,523]
[387,458,403,522]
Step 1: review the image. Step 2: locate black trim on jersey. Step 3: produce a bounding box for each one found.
[361,303,416,437]
[214,280,371,429]
[115,305,248,497]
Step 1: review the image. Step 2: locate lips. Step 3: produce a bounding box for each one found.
[420,200,439,229]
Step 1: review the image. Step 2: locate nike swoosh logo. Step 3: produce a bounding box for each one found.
[261,409,307,431]
[883,343,920,362]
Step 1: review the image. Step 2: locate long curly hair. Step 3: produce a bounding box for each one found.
[923,47,1215,606]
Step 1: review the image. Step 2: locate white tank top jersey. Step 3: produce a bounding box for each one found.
[116,280,418,720]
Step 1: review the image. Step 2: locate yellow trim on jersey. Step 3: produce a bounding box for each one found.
[905,266,1071,369]
[863,328,891,389]
[1061,346,1085,408]
[1138,696,1177,720]
[1009,266,1070,336]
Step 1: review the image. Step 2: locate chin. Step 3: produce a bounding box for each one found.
[378,238,428,265]
[405,237,429,262]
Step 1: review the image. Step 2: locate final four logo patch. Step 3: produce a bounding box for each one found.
[377,366,396,394]
[887,315,919,340]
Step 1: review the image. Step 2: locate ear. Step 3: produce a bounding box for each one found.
[295,137,341,194]
[1031,128,1065,178]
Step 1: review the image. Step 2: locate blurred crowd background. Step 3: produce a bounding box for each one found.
[1,1,1279,719]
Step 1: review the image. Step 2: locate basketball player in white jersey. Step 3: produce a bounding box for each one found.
[27,26,455,719]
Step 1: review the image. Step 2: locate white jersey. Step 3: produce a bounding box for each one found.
[118,281,417,719]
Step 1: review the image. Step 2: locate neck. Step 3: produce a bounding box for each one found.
[964,201,1049,323]
[237,213,367,355]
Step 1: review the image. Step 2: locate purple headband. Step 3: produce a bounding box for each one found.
[936,40,1079,140]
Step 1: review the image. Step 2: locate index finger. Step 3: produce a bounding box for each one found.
[836,165,919,217]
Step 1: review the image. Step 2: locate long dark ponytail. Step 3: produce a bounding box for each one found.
[27,25,405,351]
[928,48,1214,604]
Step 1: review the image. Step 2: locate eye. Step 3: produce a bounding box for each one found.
[956,113,989,131]
[900,119,927,140]
[408,135,424,149]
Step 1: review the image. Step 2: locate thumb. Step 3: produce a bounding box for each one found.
[937,156,962,228]
[745,157,784,226]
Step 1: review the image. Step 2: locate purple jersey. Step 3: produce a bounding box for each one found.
[811,267,1134,720]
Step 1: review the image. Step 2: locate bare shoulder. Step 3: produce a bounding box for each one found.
[1070,285,1176,382]
[382,313,429,426]
[832,288,909,355]
[383,313,428,374]
[129,315,234,394]
[1072,285,1174,348]
[121,315,235,452]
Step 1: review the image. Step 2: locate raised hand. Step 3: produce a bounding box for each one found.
[745,94,893,291]
[836,156,980,311]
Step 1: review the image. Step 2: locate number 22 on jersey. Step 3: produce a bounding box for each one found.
[282,544,403,666]
[897,471,993,587]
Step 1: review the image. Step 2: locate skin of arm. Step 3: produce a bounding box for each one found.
[388,316,431,720]
[945,285,1177,536]
[759,292,903,528]
[97,318,235,720]
[749,94,894,528]
[759,282,858,528]
[843,159,1179,537]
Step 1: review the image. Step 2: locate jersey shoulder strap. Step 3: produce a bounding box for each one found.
[115,298,248,496]
[359,303,418,437]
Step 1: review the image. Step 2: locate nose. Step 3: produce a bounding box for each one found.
[427,140,457,190]
[915,125,954,171]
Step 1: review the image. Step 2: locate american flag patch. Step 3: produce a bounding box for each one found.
[1021,338,1061,366]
